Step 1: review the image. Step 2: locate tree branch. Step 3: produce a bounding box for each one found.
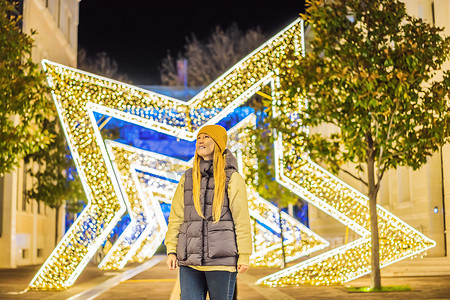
[340,168,368,186]
[375,163,388,193]
[385,100,399,143]
[380,150,409,163]
[370,112,380,139]
[378,100,400,167]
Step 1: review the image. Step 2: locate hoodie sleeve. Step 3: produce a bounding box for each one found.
[164,173,185,255]
[228,172,252,266]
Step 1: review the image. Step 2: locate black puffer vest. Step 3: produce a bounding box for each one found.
[177,149,239,266]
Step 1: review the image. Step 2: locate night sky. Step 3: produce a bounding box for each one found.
[78,0,305,84]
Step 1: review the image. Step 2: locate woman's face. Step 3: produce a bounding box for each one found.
[197,133,215,160]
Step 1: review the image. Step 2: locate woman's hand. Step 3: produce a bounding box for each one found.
[167,254,177,270]
[237,264,249,273]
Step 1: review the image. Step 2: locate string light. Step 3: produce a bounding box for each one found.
[97,141,175,270]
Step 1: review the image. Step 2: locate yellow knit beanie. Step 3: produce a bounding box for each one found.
[197,125,227,154]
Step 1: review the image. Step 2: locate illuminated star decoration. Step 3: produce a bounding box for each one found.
[97,140,175,270]
[29,19,309,289]
[29,17,435,290]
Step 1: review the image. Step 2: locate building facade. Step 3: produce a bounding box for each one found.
[0,0,448,272]
[0,0,79,268]
[308,0,450,258]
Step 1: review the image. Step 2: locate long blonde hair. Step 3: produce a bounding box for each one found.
[192,144,226,223]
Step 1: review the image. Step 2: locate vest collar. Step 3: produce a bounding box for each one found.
[200,159,213,178]
[198,149,239,178]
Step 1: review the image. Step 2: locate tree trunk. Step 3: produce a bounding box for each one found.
[278,207,286,269]
[367,149,381,290]
[55,205,61,246]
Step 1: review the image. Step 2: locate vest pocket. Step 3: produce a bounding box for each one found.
[177,223,187,261]
[207,221,238,258]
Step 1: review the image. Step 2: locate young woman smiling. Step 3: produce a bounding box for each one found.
[165,124,252,300]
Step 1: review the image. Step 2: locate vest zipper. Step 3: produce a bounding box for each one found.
[201,176,210,265]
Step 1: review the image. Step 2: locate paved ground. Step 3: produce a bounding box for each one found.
[1,255,450,299]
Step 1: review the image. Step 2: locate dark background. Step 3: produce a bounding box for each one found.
[78,0,305,84]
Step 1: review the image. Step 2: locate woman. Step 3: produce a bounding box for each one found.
[165,124,252,300]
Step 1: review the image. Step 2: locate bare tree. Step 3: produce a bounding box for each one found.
[78,48,131,83]
[160,23,267,86]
